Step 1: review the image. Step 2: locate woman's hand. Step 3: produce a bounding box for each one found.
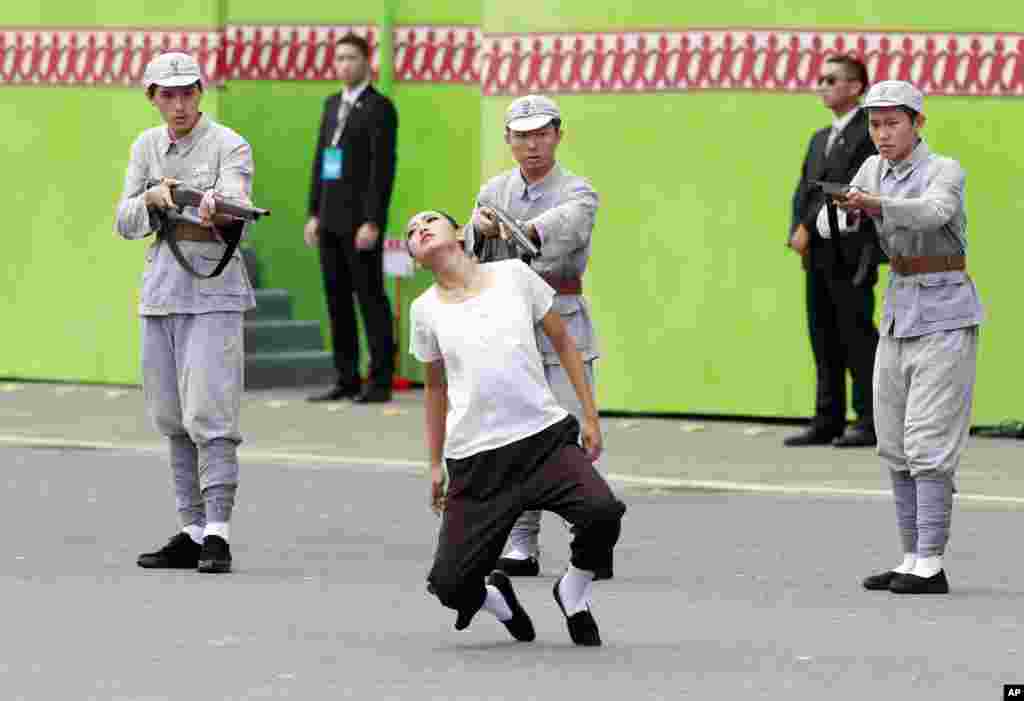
[430,463,447,515]
[581,417,604,462]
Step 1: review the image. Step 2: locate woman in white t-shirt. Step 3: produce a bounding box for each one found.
[406,210,626,647]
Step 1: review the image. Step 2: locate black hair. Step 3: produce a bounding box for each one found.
[899,106,920,121]
[337,33,371,60]
[147,80,202,99]
[825,55,869,96]
[868,106,920,123]
[405,210,460,256]
[505,117,562,137]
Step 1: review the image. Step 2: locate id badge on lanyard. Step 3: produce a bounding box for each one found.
[322,146,343,181]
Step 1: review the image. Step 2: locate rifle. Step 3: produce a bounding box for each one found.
[811,180,874,287]
[475,200,541,261]
[149,181,271,279]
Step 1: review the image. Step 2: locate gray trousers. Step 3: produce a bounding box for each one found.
[141,312,245,528]
[505,361,594,556]
[874,327,978,557]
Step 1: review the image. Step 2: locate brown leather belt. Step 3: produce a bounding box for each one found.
[890,255,965,276]
[172,221,220,242]
[541,274,583,295]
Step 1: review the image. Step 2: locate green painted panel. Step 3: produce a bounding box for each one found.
[482,91,1024,424]
[0,86,222,383]
[223,2,374,25]
[393,0,482,25]
[3,0,222,28]
[482,0,1024,32]
[220,80,480,383]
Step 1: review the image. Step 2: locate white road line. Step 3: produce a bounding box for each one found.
[3,433,1024,505]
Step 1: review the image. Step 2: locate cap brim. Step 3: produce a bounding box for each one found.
[150,75,202,88]
[507,115,555,132]
[864,99,906,108]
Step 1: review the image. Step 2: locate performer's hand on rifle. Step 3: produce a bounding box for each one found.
[143,178,180,210]
[581,417,603,462]
[473,207,500,238]
[838,189,882,217]
[430,463,447,515]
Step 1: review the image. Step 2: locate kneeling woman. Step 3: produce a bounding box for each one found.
[406,210,625,646]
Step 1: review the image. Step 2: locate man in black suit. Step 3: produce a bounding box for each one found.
[786,55,880,447]
[305,33,397,403]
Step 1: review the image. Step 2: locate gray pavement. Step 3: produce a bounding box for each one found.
[0,381,1021,500]
[2,382,1024,699]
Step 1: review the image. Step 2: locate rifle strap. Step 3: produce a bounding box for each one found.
[824,198,845,268]
[157,211,243,279]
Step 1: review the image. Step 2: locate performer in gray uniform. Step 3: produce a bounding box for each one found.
[463,95,600,577]
[817,81,984,595]
[115,52,256,574]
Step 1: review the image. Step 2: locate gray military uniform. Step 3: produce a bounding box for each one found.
[465,162,600,557]
[115,114,255,528]
[819,139,983,557]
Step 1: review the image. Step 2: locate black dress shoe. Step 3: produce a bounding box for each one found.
[496,555,540,577]
[138,532,201,569]
[889,569,949,595]
[783,426,842,447]
[862,570,900,591]
[197,535,232,574]
[553,575,601,646]
[353,386,392,403]
[307,384,361,402]
[486,571,536,642]
[833,424,877,448]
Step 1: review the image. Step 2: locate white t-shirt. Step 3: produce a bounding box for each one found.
[409,259,569,459]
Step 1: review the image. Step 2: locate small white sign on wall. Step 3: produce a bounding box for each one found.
[383,239,415,278]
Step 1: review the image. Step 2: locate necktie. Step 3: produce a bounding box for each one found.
[330,100,353,147]
[825,127,840,156]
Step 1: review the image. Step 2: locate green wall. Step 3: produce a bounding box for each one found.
[478,0,1024,424]
[3,0,1022,426]
[1,2,223,385]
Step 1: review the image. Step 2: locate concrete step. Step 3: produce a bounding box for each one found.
[245,350,335,390]
[247,289,292,321]
[245,319,324,353]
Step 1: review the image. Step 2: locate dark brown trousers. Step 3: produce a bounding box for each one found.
[427,416,626,620]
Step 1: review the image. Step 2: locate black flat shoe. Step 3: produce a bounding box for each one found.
[307,384,361,402]
[496,555,540,577]
[553,575,601,646]
[486,571,536,642]
[833,424,877,448]
[197,535,232,574]
[862,570,900,591]
[353,386,392,403]
[889,569,949,595]
[783,426,842,447]
[137,532,201,569]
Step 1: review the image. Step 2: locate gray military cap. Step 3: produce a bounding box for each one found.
[143,52,203,89]
[863,80,924,113]
[505,94,561,132]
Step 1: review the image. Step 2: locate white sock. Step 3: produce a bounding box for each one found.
[502,548,532,561]
[203,522,230,542]
[482,584,513,622]
[181,524,204,545]
[893,553,917,574]
[558,564,595,616]
[911,555,943,578]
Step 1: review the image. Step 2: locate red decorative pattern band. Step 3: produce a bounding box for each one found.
[479,29,1024,96]
[3,26,1023,98]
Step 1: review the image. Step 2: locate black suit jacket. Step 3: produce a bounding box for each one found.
[791,108,881,271]
[309,84,398,236]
